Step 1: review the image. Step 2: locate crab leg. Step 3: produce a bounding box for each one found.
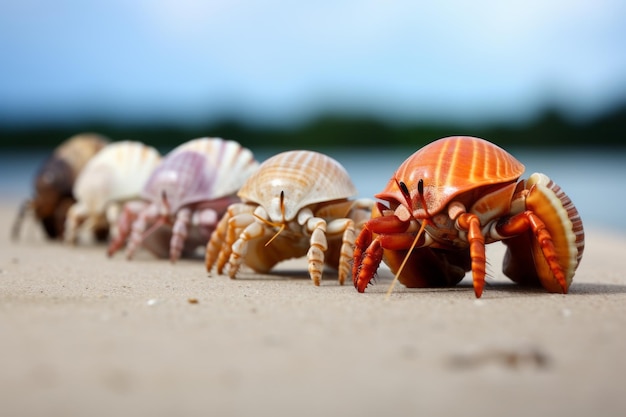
[353,211,413,292]
[205,204,255,274]
[495,211,567,293]
[170,208,191,263]
[300,213,328,286]
[491,173,582,294]
[107,201,145,257]
[325,218,355,285]
[227,215,264,278]
[353,227,384,292]
[205,210,231,272]
[64,203,88,244]
[456,213,487,298]
[125,203,160,259]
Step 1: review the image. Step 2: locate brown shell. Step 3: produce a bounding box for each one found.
[12,133,109,240]
[52,133,111,176]
[376,136,525,217]
[35,133,111,214]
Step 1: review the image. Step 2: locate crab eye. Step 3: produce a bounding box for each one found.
[416,178,432,218]
[279,190,286,219]
[397,180,413,210]
[399,181,410,197]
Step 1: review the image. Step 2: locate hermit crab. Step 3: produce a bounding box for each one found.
[11,133,109,240]
[64,140,161,244]
[352,136,585,297]
[205,150,374,285]
[107,137,258,262]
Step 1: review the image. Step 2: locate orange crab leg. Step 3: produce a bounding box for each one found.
[353,227,384,292]
[456,213,487,298]
[496,211,567,293]
[351,227,370,281]
[353,210,411,290]
[354,212,429,292]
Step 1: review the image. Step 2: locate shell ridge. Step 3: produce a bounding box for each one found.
[74,141,160,211]
[238,150,356,221]
[142,138,257,212]
[377,137,525,216]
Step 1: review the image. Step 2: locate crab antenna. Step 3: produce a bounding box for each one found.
[263,190,286,247]
[265,223,285,247]
[385,219,428,299]
[141,216,167,241]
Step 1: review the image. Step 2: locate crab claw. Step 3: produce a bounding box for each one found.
[353,227,384,292]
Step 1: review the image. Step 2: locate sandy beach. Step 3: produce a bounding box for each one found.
[2,201,626,417]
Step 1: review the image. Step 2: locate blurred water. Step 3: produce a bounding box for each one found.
[1,147,624,232]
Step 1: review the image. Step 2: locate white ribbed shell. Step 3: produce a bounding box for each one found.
[238,150,357,222]
[73,141,161,213]
[141,138,258,213]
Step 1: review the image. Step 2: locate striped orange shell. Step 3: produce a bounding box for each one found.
[377,136,525,217]
[238,150,357,222]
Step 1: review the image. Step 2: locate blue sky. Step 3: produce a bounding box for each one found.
[1,0,626,128]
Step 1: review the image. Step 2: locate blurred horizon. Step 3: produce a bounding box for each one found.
[2,1,626,148]
[2,101,625,150]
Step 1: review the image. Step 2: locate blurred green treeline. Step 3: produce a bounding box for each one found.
[1,102,625,151]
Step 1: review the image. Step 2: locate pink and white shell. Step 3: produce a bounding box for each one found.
[141,137,259,213]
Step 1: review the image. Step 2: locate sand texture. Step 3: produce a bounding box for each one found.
[1,203,626,417]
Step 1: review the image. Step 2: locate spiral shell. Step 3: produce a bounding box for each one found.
[238,150,357,222]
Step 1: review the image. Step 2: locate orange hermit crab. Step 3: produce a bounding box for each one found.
[352,136,584,298]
